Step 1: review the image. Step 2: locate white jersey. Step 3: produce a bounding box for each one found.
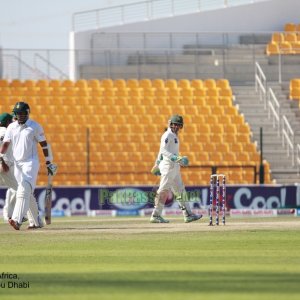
[156,128,180,163]
[3,119,46,162]
[0,127,14,164]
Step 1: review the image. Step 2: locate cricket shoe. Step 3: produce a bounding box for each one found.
[184,214,203,223]
[150,216,170,223]
[27,225,42,230]
[27,216,45,230]
[8,219,21,230]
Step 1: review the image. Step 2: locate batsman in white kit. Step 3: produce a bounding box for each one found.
[150,115,202,223]
[0,102,57,230]
[0,112,43,228]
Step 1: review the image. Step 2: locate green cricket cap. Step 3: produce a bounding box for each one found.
[0,113,13,126]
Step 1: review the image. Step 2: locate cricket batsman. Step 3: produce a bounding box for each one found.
[0,102,57,230]
[0,112,43,228]
[150,114,202,223]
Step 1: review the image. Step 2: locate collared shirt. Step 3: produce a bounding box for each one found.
[4,119,46,162]
[156,127,179,163]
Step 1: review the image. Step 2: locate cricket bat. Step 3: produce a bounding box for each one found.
[44,175,53,225]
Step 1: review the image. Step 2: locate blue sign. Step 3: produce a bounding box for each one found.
[1,184,300,215]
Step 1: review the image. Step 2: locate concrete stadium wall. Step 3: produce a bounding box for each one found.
[73,0,300,50]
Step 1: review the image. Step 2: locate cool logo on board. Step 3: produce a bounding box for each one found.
[37,189,91,213]
[234,187,286,209]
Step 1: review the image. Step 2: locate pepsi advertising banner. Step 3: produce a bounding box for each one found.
[1,185,300,215]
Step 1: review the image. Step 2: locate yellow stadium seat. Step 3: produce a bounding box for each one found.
[139,79,152,89]
[127,79,139,89]
[291,41,300,54]
[75,79,88,89]
[49,80,61,88]
[280,41,293,54]
[223,106,238,116]
[243,143,257,153]
[191,79,204,89]
[61,80,74,88]
[90,87,103,98]
[23,80,36,88]
[200,105,211,115]
[0,87,11,97]
[209,133,223,143]
[185,105,198,115]
[193,96,206,107]
[228,172,244,184]
[290,78,300,89]
[285,32,297,43]
[219,87,233,98]
[10,79,22,88]
[0,79,9,87]
[237,133,250,144]
[132,105,145,115]
[204,114,217,125]
[266,42,280,55]
[237,123,251,135]
[222,152,236,163]
[197,123,210,134]
[154,86,168,98]
[211,105,224,116]
[88,79,101,88]
[165,79,177,89]
[272,32,284,43]
[206,96,219,106]
[113,79,126,89]
[224,124,238,134]
[249,152,260,163]
[11,87,25,98]
[206,88,219,97]
[216,79,230,90]
[63,88,77,97]
[235,152,250,162]
[218,115,231,125]
[35,80,48,88]
[210,124,224,134]
[24,87,38,97]
[152,79,165,89]
[167,88,180,105]
[143,87,155,98]
[290,87,300,100]
[101,79,114,88]
[178,79,191,89]
[204,79,217,89]
[196,152,209,163]
[194,87,206,97]
[231,114,245,125]
[284,23,296,32]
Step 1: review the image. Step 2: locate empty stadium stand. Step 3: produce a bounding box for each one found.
[266,23,300,55]
[0,79,271,186]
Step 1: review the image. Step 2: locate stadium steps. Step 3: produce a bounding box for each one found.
[80,44,300,84]
[233,85,300,183]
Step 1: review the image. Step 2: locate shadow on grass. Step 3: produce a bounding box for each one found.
[1,271,300,296]
[45,227,171,231]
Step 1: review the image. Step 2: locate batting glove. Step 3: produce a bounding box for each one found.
[171,155,189,166]
[151,165,161,176]
[46,163,58,176]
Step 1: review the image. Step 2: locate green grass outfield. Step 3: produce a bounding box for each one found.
[0,216,300,300]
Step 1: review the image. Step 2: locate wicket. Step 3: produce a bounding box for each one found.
[209,174,226,226]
